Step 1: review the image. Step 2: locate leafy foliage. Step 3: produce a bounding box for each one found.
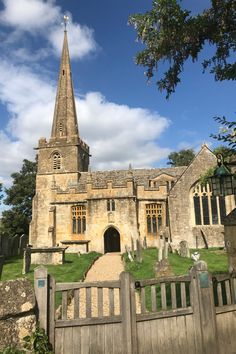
[210,116,236,149]
[167,148,195,167]
[23,326,53,354]
[0,183,3,205]
[1,159,37,236]
[129,0,236,98]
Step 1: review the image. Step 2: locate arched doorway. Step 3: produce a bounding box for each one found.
[104,227,121,253]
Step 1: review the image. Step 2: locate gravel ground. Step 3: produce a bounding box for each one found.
[67,253,125,318]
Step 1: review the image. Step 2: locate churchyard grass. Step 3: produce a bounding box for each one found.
[124,247,228,311]
[124,247,228,279]
[1,252,101,283]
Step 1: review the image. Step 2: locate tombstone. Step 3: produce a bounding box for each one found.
[179,240,190,258]
[154,258,173,278]
[0,255,4,280]
[22,247,31,275]
[143,236,147,249]
[158,234,164,262]
[19,234,28,256]
[136,239,143,263]
[1,234,10,257]
[163,237,169,259]
[131,237,135,259]
[125,244,133,262]
[11,234,20,256]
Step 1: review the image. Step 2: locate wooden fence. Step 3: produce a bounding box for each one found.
[34,262,236,354]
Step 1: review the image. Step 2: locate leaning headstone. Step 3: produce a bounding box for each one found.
[125,244,133,262]
[19,234,28,256]
[179,240,190,258]
[22,247,31,275]
[143,236,147,249]
[0,255,4,280]
[154,258,173,278]
[158,246,163,262]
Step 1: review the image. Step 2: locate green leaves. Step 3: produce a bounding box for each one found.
[129,0,236,98]
[1,159,37,236]
[167,148,195,167]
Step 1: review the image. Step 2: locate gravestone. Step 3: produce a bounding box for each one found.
[125,244,133,262]
[164,237,169,259]
[136,239,142,263]
[1,234,10,257]
[22,247,31,275]
[158,235,164,262]
[131,237,135,259]
[10,234,20,256]
[0,256,4,280]
[143,236,147,249]
[19,234,28,256]
[179,240,190,258]
[154,258,173,278]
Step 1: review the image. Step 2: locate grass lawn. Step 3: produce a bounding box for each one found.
[124,247,228,280]
[1,252,101,283]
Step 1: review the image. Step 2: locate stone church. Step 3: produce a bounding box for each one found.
[29,30,235,255]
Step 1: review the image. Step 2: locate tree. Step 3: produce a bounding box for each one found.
[129,0,236,98]
[0,183,3,204]
[1,159,37,236]
[211,116,236,150]
[167,148,195,166]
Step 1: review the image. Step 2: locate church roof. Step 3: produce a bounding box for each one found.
[76,166,186,190]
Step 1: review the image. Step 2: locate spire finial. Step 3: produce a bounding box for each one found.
[62,15,69,31]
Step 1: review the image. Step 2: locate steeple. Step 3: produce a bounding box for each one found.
[51,30,79,141]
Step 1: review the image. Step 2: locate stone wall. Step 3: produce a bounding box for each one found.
[0,278,36,350]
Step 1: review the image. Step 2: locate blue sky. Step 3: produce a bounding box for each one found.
[0,0,235,189]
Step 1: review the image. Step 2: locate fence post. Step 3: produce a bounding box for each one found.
[120,272,137,354]
[190,261,219,354]
[34,266,49,334]
[49,275,56,349]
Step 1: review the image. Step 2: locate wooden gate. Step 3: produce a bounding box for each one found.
[34,263,236,354]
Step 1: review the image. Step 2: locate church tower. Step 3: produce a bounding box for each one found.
[30,29,90,248]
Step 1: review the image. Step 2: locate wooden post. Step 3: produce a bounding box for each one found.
[120,272,137,354]
[49,275,56,349]
[190,261,219,354]
[34,266,49,334]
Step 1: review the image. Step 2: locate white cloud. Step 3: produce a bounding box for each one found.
[0,0,97,59]
[0,0,60,31]
[0,60,171,185]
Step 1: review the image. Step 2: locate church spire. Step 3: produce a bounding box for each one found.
[51,29,79,141]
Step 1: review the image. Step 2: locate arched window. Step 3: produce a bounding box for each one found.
[146,203,163,234]
[192,182,226,225]
[71,205,86,234]
[53,152,61,170]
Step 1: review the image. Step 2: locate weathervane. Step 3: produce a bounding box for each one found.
[62,15,69,31]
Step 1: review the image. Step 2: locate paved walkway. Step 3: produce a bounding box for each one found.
[67,253,125,318]
[85,252,124,282]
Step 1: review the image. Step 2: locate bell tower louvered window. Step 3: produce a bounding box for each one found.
[53,152,61,170]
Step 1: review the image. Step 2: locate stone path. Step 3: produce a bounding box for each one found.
[67,253,125,318]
